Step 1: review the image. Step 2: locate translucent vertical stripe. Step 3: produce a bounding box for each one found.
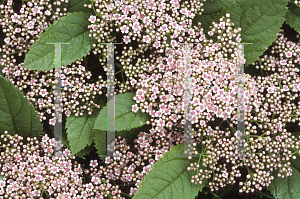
[53,43,63,156]
[106,43,115,157]
[176,42,200,158]
[46,42,69,158]
[183,43,193,156]
[236,43,252,160]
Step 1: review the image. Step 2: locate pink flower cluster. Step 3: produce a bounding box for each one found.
[0,131,123,198]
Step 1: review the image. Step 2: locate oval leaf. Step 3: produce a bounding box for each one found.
[65,111,98,155]
[268,153,300,199]
[0,75,43,141]
[49,0,92,14]
[133,144,207,199]
[192,0,235,38]
[94,93,150,132]
[23,11,96,71]
[93,129,107,162]
[214,0,289,66]
[285,2,300,35]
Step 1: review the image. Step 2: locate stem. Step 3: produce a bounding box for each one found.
[211,191,222,199]
[121,191,131,198]
[121,70,125,83]
[218,186,233,198]
[115,68,125,75]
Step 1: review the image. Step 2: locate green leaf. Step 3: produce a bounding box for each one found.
[0,66,4,76]
[73,144,95,159]
[0,75,44,142]
[285,2,300,34]
[133,144,207,199]
[93,129,107,162]
[23,11,96,71]
[214,0,289,66]
[165,33,171,46]
[50,0,92,14]
[192,0,235,38]
[93,124,148,162]
[94,93,150,132]
[268,153,300,199]
[65,111,99,155]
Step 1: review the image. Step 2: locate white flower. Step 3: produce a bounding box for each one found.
[26,21,35,29]
[280,60,287,65]
[88,15,96,23]
[120,25,129,34]
[49,118,56,126]
[39,89,48,97]
[11,13,20,23]
[123,35,131,44]
[285,51,292,58]
[15,28,21,33]
[0,181,6,188]
[4,37,10,44]
[188,28,195,35]
[14,70,20,76]
[89,160,98,168]
[91,24,98,31]
[113,151,122,160]
[170,40,177,47]
[32,6,41,14]
[132,22,141,33]
[267,87,274,93]
[222,171,228,178]
[282,85,289,91]
[105,156,111,164]
[132,104,139,112]
[143,35,151,43]
[235,130,243,140]
[45,10,51,16]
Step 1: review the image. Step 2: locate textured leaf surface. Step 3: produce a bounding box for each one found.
[285,2,300,34]
[93,129,107,162]
[93,125,145,162]
[192,0,234,37]
[94,93,150,132]
[73,145,95,159]
[268,152,300,199]
[23,11,96,71]
[50,0,92,13]
[133,144,207,199]
[214,0,289,66]
[65,111,99,155]
[0,75,43,141]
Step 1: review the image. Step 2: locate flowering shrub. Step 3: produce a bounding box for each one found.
[0,0,300,198]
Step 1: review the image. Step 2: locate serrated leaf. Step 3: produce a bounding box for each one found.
[0,75,44,142]
[285,2,300,34]
[23,11,96,71]
[133,144,207,199]
[73,144,94,159]
[50,0,92,14]
[65,111,99,155]
[94,93,150,132]
[268,152,300,199]
[192,0,235,38]
[93,124,147,162]
[0,66,4,76]
[93,129,107,162]
[214,0,289,66]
